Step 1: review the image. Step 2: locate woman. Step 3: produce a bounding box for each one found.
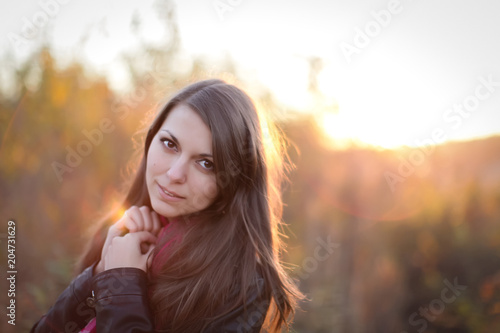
[31,79,302,332]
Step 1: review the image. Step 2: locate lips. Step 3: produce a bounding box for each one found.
[157,183,185,199]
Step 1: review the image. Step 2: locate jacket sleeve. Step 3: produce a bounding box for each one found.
[91,267,155,332]
[30,264,97,333]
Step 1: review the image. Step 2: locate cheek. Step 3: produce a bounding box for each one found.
[145,155,154,181]
[189,176,218,205]
[147,146,165,176]
[203,180,218,199]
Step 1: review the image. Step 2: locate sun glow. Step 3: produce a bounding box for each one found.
[310,56,447,150]
[8,0,496,154]
[319,111,360,149]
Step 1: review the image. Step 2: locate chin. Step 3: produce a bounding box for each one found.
[150,199,174,218]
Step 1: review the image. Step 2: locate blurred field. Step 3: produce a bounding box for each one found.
[1,24,500,333]
[284,121,500,332]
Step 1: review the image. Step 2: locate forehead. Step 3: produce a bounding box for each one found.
[160,104,213,152]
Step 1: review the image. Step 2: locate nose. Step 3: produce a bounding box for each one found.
[167,157,187,183]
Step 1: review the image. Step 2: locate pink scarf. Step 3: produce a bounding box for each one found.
[79,317,96,333]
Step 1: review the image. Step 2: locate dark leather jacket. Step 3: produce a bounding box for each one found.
[30,264,269,332]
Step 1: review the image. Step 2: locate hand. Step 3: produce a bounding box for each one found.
[95,206,162,274]
[113,205,162,235]
[103,231,157,272]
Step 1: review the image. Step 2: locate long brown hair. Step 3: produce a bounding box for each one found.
[77,79,302,332]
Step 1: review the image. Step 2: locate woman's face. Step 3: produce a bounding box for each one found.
[146,104,218,219]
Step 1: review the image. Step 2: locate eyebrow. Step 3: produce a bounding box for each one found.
[161,129,213,158]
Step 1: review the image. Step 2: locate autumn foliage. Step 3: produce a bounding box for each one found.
[1,45,500,333]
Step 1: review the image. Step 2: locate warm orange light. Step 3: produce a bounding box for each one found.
[317,108,365,150]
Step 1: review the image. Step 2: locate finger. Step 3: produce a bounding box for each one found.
[126,206,144,232]
[150,211,162,236]
[139,206,154,232]
[125,231,157,254]
[109,230,156,254]
[121,231,158,252]
[141,240,156,255]
[108,217,127,237]
[129,231,158,244]
[111,208,135,234]
[140,241,150,254]
[103,220,126,254]
[105,233,155,272]
[123,216,137,233]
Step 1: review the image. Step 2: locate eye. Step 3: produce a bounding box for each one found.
[160,138,177,151]
[198,159,214,171]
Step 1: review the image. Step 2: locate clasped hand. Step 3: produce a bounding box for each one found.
[95,206,162,274]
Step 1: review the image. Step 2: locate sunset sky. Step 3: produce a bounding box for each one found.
[2,0,500,148]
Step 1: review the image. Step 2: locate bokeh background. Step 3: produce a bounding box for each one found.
[1,0,500,332]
